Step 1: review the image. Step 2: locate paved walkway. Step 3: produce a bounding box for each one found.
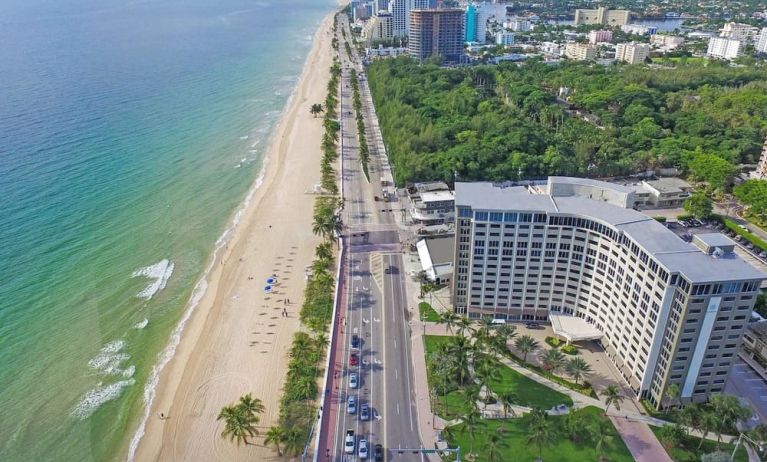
[610,416,673,462]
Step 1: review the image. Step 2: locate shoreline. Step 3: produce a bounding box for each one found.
[128,10,336,461]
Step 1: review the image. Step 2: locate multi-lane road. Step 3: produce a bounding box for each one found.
[316,13,423,462]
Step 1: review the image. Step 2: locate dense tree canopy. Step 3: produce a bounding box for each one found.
[367,58,767,186]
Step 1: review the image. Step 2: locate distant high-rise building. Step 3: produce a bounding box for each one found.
[374,0,390,13]
[465,3,477,42]
[474,2,507,43]
[650,34,685,50]
[363,12,394,46]
[564,42,597,61]
[707,37,742,60]
[588,29,613,44]
[574,7,630,26]
[406,0,436,37]
[408,8,465,63]
[495,31,514,46]
[621,24,658,36]
[752,138,767,179]
[756,27,767,54]
[615,42,650,64]
[391,0,407,36]
[506,18,531,32]
[720,22,758,43]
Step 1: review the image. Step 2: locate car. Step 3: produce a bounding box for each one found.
[350,353,359,366]
[351,334,361,349]
[760,251,767,258]
[358,437,369,459]
[347,395,357,414]
[349,372,359,388]
[384,266,392,274]
[735,235,743,242]
[374,444,384,462]
[359,402,370,421]
[344,430,355,454]
[525,322,541,329]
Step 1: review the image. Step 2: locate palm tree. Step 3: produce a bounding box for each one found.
[527,408,553,462]
[497,323,517,341]
[456,317,474,337]
[589,418,614,461]
[662,383,680,411]
[310,103,324,117]
[314,332,329,350]
[238,393,265,422]
[315,242,333,261]
[446,336,474,385]
[499,391,517,419]
[475,361,501,409]
[515,335,540,362]
[709,393,752,449]
[562,410,584,442]
[462,385,481,414]
[438,311,460,334]
[264,426,286,456]
[282,426,304,456]
[461,409,481,455]
[487,432,503,462]
[565,357,592,385]
[217,405,258,445]
[697,409,718,449]
[601,385,625,415]
[541,348,566,374]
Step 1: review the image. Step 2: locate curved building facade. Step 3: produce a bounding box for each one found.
[453,178,765,407]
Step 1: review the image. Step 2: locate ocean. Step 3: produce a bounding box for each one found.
[0,0,335,460]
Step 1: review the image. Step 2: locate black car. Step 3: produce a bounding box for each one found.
[351,334,361,349]
[374,444,384,462]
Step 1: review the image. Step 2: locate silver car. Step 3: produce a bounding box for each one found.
[358,437,369,459]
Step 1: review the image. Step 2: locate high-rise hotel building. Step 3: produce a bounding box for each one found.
[453,178,765,407]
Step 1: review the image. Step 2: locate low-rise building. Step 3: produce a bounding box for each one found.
[588,29,613,44]
[539,41,561,56]
[707,37,742,60]
[565,42,597,61]
[650,34,685,49]
[408,182,455,225]
[416,234,455,285]
[621,24,658,36]
[505,18,531,32]
[495,31,514,46]
[638,178,693,208]
[741,321,767,379]
[615,42,650,64]
[574,7,630,26]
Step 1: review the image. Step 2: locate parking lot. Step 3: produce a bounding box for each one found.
[725,358,767,430]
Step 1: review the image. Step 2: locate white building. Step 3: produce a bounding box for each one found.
[574,7,630,26]
[417,235,455,285]
[707,37,742,60]
[615,42,650,64]
[720,22,759,43]
[363,12,394,45]
[588,30,613,44]
[505,18,531,32]
[650,34,685,50]
[496,31,515,46]
[453,178,765,408]
[756,27,767,54]
[621,24,657,35]
[474,2,507,43]
[565,43,597,61]
[540,41,561,57]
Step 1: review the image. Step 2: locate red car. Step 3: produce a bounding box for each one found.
[349,353,359,366]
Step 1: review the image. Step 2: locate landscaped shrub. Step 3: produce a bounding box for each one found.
[545,336,561,348]
[561,344,578,355]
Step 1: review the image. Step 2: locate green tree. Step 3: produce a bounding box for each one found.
[734,179,767,222]
[461,409,482,455]
[589,418,614,460]
[487,432,503,462]
[562,411,585,442]
[709,394,752,448]
[663,383,680,410]
[683,191,713,219]
[515,335,540,362]
[541,348,566,374]
[499,390,517,419]
[687,152,735,192]
[658,424,686,449]
[282,426,305,456]
[217,404,258,446]
[310,103,324,117]
[315,242,333,262]
[456,317,474,337]
[526,408,554,462]
[600,385,625,414]
[238,393,265,422]
[437,311,460,334]
[565,357,593,385]
[264,426,286,456]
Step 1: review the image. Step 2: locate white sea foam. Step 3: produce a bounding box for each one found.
[122,365,136,379]
[73,379,136,419]
[239,135,249,140]
[133,318,149,329]
[132,259,174,300]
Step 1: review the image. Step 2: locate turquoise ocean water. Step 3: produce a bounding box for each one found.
[0,0,335,460]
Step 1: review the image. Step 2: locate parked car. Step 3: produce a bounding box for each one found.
[525,322,541,329]
[351,334,361,349]
[360,402,370,421]
[759,251,767,258]
[347,395,357,414]
[349,373,359,389]
[350,353,359,366]
[735,236,743,242]
[344,430,355,454]
[374,444,384,462]
[358,437,369,459]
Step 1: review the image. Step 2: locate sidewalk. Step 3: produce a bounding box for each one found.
[610,416,673,462]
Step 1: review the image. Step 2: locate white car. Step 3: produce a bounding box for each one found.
[349,372,359,389]
[358,437,369,459]
[344,430,355,454]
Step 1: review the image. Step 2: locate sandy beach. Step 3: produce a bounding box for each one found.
[131,11,335,462]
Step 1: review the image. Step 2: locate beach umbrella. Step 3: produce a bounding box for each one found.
[266,277,277,284]
[264,285,272,293]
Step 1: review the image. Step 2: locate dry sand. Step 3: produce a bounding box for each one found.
[131,12,336,462]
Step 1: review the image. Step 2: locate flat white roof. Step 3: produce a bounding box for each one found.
[420,190,454,203]
[550,314,604,342]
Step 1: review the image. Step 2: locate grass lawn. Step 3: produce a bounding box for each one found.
[423,336,573,419]
[488,359,573,409]
[419,302,441,322]
[443,406,633,462]
[649,426,748,462]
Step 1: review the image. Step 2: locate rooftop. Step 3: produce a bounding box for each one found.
[748,321,767,339]
[423,235,455,266]
[455,180,767,283]
[643,177,692,194]
[420,190,455,203]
